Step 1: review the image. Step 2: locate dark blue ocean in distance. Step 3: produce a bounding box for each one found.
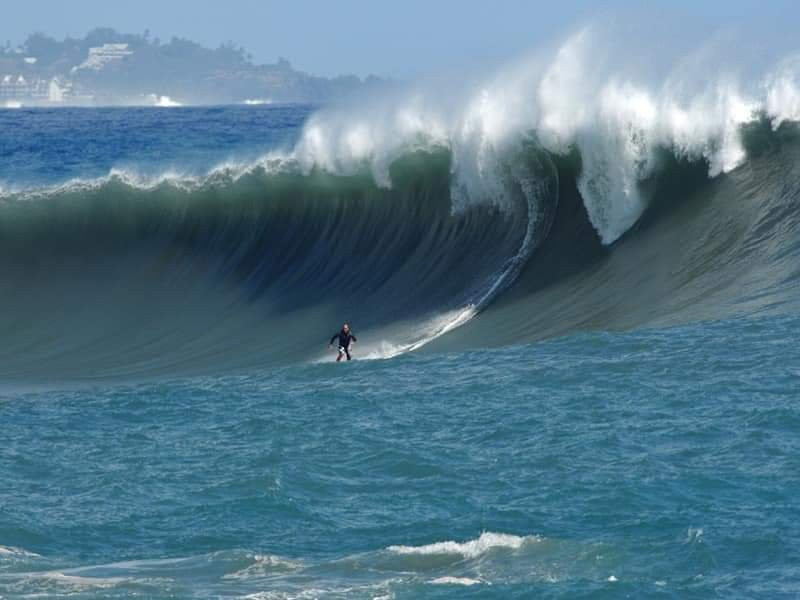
[0,105,799,599]
[0,105,313,186]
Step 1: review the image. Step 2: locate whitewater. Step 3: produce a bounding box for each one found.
[1,27,800,598]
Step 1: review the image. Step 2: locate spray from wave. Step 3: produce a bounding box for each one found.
[292,27,800,244]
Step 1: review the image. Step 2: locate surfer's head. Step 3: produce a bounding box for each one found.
[342,323,350,333]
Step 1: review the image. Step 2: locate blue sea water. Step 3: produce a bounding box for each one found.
[0,105,799,598]
[0,105,312,186]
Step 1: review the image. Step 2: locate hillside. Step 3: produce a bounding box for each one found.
[0,28,384,106]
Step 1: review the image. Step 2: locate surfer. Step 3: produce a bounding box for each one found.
[329,323,357,362]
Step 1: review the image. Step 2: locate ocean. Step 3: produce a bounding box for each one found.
[1,61,799,598]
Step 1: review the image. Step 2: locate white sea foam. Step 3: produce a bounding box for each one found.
[242,582,396,600]
[429,576,485,586]
[687,527,704,542]
[14,571,128,590]
[223,553,301,579]
[148,94,182,107]
[0,545,42,558]
[387,532,538,559]
[358,306,478,360]
[0,155,297,202]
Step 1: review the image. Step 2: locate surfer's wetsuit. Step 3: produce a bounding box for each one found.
[330,330,357,361]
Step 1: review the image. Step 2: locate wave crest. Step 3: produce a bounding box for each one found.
[287,27,800,244]
[387,532,539,559]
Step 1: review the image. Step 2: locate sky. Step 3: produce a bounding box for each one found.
[0,0,796,79]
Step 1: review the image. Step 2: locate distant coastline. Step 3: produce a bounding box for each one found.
[0,28,386,107]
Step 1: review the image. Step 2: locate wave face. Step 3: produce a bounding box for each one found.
[427,121,800,352]
[0,148,556,379]
[3,29,800,379]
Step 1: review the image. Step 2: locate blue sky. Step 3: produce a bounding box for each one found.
[1,1,795,78]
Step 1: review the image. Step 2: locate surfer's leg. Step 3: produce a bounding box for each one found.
[345,349,352,360]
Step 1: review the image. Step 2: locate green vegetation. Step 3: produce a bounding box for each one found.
[0,28,383,105]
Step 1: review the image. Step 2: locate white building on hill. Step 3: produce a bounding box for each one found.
[72,43,134,72]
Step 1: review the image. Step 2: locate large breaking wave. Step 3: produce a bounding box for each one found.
[2,28,800,379]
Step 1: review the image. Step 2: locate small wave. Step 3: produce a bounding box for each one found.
[686,527,704,543]
[43,572,128,587]
[0,545,42,558]
[429,576,485,585]
[10,571,128,591]
[0,155,297,201]
[242,581,396,600]
[387,532,539,559]
[223,553,302,579]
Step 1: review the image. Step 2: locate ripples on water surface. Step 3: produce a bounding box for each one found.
[2,315,798,598]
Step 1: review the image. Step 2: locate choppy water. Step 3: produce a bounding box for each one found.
[2,315,799,598]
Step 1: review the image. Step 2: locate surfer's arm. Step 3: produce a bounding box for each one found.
[329,334,338,345]
[351,335,357,343]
